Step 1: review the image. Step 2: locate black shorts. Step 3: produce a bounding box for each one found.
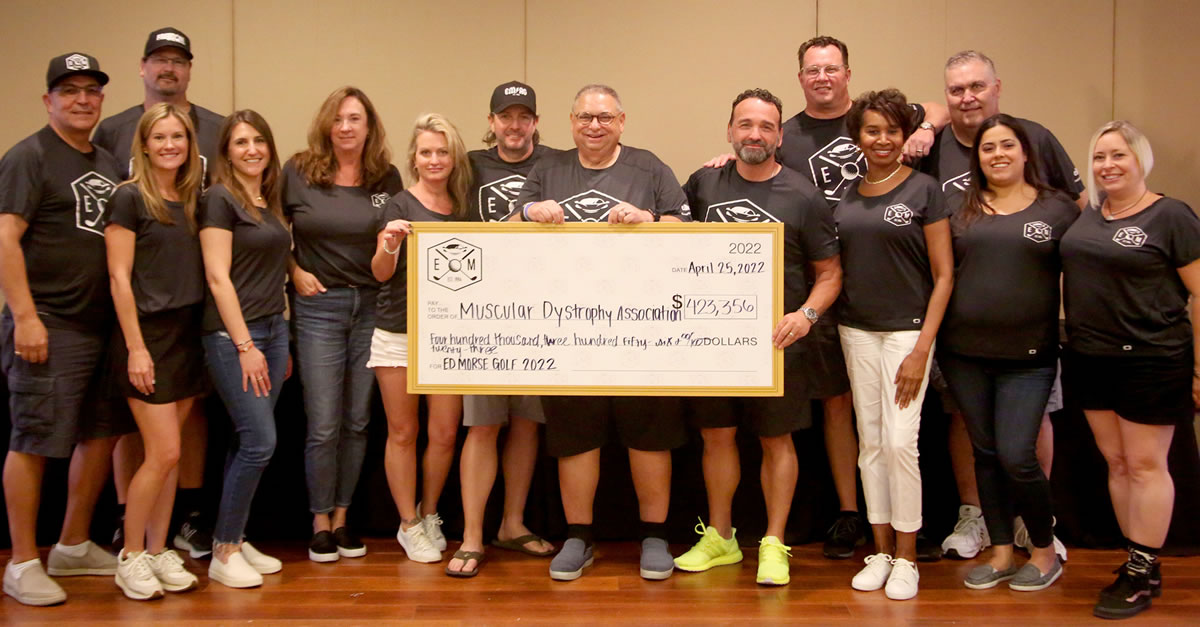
[109,305,209,404]
[542,395,686,458]
[1062,348,1194,426]
[797,320,851,399]
[688,350,812,437]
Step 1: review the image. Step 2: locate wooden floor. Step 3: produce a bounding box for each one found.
[1,541,1197,625]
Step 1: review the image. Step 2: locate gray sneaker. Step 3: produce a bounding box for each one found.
[1009,558,1063,591]
[549,538,594,581]
[963,563,1019,589]
[47,541,117,576]
[3,560,66,606]
[640,537,674,580]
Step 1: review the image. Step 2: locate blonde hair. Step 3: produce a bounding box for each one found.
[119,103,203,230]
[291,86,393,191]
[406,113,471,219]
[1086,120,1155,209]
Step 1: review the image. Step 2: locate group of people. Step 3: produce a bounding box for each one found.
[0,28,1194,622]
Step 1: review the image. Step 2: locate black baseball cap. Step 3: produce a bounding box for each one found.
[490,81,536,115]
[144,27,193,59]
[46,52,109,90]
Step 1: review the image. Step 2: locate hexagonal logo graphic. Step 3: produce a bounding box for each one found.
[427,238,482,291]
[807,137,863,202]
[371,192,390,208]
[706,198,780,223]
[883,203,913,227]
[1023,220,1052,243]
[1113,226,1148,248]
[64,54,90,70]
[71,171,116,236]
[943,171,973,193]
[477,174,526,221]
[560,189,621,222]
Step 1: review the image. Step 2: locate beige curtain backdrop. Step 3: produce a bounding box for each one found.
[0,0,1196,207]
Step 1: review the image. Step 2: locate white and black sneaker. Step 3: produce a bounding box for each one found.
[173,513,213,559]
[333,527,367,558]
[308,531,340,563]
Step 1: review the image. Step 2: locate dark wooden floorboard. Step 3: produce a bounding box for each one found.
[1,541,1197,624]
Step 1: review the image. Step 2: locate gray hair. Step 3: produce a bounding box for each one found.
[573,84,622,112]
[945,50,998,78]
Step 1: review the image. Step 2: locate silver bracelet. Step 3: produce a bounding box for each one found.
[382,240,400,255]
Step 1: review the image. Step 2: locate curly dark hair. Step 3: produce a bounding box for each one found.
[846,88,914,142]
[954,113,1057,233]
[729,88,783,125]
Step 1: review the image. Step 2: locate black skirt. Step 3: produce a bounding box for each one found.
[109,305,209,404]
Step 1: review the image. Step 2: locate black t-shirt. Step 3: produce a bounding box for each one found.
[1061,197,1200,357]
[683,162,839,351]
[940,194,1079,360]
[198,185,291,333]
[468,144,562,222]
[920,117,1084,199]
[375,190,456,333]
[107,185,204,315]
[778,104,925,208]
[834,171,948,332]
[283,161,404,288]
[93,103,224,184]
[514,145,690,221]
[0,125,121,332]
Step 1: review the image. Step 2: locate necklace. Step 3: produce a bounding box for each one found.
[864,161,903,185]
[1105,189,1148,219]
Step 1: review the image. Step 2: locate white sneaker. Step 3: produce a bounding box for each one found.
[851,552,893,591]
[115,550,164,601]
[885,558,919,600]
[148,549,197,593]
[419,507,447,552]
[397,521,442,563]
[241,542,282,574]
[208,551,263,589]
[3,560,66,606]
[942,504,989,559]
[1014,515,1068,562]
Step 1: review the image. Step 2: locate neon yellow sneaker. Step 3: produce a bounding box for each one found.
[756,536,792,586]
[673,518,743,572]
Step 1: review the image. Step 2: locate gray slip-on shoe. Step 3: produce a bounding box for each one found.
[963,563,1019,589]
[549,538,594,581]
[1009,558,1063,591]
[639,537,674,580]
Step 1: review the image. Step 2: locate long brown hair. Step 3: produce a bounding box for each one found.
[119,103,203,230]
[954,114,1055,233]
[290,86,393,191]
[212,110,283,223]
[407,113,471,219]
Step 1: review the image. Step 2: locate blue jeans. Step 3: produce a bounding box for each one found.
[203,313,289,545]
[292,286,377,514]
[938,351,1057,547]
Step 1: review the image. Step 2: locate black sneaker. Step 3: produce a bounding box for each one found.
[309,530,340,563]
[916,531,942,562]
[172,512,213,559]
[823,512,865,559]
[1094,565,1153,619]
[1102,561,1163,599]
[333,527,367,558]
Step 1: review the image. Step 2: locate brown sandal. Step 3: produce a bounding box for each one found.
[445,550,485,578]
[491,534,555,557]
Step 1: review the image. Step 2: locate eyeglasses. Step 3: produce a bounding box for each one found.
[801,64,846,78]
[573,112,620,126]
[946,81,992,98]
[145,56,191,68]
[52,85,103,98]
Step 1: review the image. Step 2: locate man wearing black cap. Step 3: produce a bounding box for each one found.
[445,81,562,576]
[93,26,223,561]
[94,27,223,182]
[0,53,123,606]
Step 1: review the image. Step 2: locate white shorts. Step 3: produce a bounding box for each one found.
[366,328,408,368]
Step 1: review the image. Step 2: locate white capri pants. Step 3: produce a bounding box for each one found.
[838,326,932,533]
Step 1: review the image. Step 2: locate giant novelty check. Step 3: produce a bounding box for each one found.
[407,222,783,396]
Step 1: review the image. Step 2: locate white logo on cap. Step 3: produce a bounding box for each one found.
[504,86,528,96]
[64,54,90,70]
[156,32,187,46]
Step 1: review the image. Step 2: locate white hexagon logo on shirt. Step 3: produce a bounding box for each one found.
[560,189,621,222]
[883,203,913,227]
[808,137,862,202]
[64,54,90,70]
[427,238,482,291]
[1023,221,1052,243]
[943,171,972,193]
[1112,226,1147,248]
[707,199,780,223]
[371,193,390,208]
[477,174,526,222]
[71,171,116,236]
